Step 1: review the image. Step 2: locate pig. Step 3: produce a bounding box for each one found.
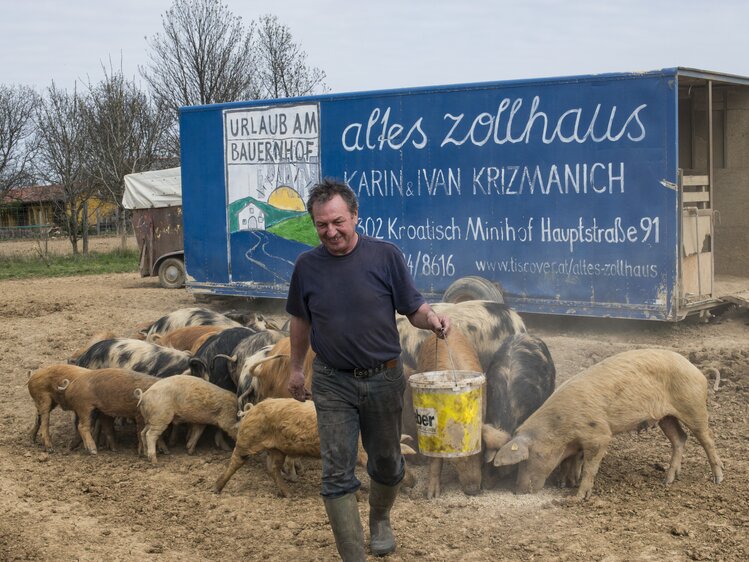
[234,336,315,411]
[400,300,526,449]
[398,300,526,373]
[212,329,288,388]
[144,307,243,339]
[189,332,219,355]
[136,374,240,464]
[27,364,91,451]
[223,310,281,331]
[150,325,226,352]
[490,348,725,500]
[231,338,314,481]
[413,330,484,499]
[143,308,275,340]
[188,327,258,390]
[176,327,258,452]
[213,398,415,498]
[73,338,192,378]
[481,334,556,485]
[58,368,162,455]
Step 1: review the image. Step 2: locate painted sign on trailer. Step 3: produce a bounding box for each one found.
[180,69,679,320]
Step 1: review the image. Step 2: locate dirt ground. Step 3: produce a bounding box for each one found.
[1,242,747,561]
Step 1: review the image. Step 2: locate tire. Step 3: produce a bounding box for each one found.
[442,276,503,304]
[158,257,186,289]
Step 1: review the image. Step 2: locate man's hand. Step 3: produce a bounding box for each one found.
[427,311,451,339]
[288,369,310,402]
[408,303,452,339]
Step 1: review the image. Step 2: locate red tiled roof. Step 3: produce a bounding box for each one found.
[1,184,64,204]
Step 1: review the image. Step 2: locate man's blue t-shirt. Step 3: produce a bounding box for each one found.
[286,235,425,370]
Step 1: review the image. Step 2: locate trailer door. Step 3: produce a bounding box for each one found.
[680,172,714,305]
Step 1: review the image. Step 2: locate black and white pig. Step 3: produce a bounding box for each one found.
[481,333,556,486]
[397,300,527,374]
[73,338,192,378]
[143,307,243,340]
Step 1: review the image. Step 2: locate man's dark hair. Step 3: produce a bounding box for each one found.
[306,178,358,217]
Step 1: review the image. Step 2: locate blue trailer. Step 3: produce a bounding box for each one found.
[179,68,749,320]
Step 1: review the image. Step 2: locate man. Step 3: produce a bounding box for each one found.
[286,179,450,560]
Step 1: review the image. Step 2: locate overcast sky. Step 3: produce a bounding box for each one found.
[2,0,748,96]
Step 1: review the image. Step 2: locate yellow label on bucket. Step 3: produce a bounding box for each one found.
[411,385,483,457]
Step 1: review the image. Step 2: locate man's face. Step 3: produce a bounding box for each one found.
[311,194,359,256]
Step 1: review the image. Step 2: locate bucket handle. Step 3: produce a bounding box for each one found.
[437,332,460,388]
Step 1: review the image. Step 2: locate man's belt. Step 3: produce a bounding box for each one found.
[346,358,399,379]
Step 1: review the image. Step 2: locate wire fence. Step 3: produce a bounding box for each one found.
[0,213,132,240]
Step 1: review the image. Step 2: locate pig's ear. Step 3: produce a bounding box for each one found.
[482,424,511,464]
[400,443,417,456]
[493,437,529,467]
[482,424,511,450]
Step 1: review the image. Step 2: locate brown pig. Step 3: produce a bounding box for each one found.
[491,349,724,500]
[214,398,415,498]
[58,368,161,454]
[27,364,92,451]
[149,324,225,351]
[136,374,240,464]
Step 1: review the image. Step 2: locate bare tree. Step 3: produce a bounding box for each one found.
[83,66,170,250]
[141,0,259,152]
[254,14,327,99]
[35,83,92,254]
[141,3,327,155]
[0,84,38,194]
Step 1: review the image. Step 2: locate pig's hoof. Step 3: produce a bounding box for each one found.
[664,470,680,486]
[281,467,298,482]
[401,472,417,489]
[714,474,723,484]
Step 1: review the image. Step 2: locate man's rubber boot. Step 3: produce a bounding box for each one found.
[369,480,401,556]
[323,493,366,561]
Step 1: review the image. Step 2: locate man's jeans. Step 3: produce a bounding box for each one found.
[312,356,406,498]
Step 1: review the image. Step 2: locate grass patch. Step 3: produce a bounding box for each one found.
[0,248,139,280]
[269,214,318,246]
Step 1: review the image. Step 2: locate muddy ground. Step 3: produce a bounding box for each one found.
[0,244,747,561]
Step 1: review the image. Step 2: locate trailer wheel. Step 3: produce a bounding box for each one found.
[443,276,503,303]
[158,257,185,289]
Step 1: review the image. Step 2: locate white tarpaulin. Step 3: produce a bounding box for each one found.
[122,167,182,209]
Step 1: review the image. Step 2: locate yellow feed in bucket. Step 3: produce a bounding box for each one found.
[409,370,485,457]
